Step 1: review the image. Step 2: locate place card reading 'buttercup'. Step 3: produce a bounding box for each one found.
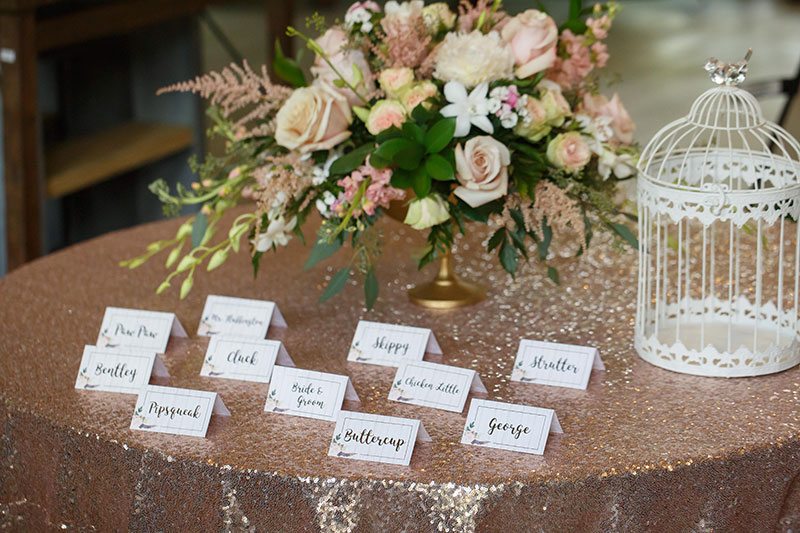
[75,345,169,395]
[347,321,442,367]
[388,361,486,413]
[197,295,287,338]
[265,366,359,421]
[131,385,229,438]
[200,336,294,383]
[511,339,604,390]
[97,307,187,353]
[329,411,431,466]
[461,399,562,456]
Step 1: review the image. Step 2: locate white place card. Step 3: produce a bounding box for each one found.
[97,307,187,353]
[75,345,169,395]
[328,411,431,466]
[200,335,294,383]
[510,339,605,390]
[347,320,442,367]
[130,385,230,438]
[197,295,287,338]
[265,366,360,421]
[388,361,486,413]
[461,399,562,456]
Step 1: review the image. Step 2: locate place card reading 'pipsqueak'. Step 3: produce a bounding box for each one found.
[265,366,359,421]
[197,295,287,338]
[130,385,229,438]
[347,320,442,367]
[75,345,169,395]
[328,411,431,466]
[200,336,294,383]
[461,399,562,456]
[388,361,486,413]
[97,307,187,353]
[510,339,604,390]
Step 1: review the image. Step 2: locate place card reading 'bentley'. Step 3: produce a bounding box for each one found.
[97,307,187,353]
[200,336,294,383]
[130,385,230,438]
[329,411,431,466]
[265,366,359,421]
[347,321,442,367]
[75,345,169,395]
[461,399,562,456]
[388,361,487,413]
[197,295,287,338]
[510,339,605,390]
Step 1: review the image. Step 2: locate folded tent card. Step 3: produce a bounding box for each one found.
[75,345,169,394]
[347,320,442,367]
[461,399,562,456]
[388,361,486,413]
[200,336,294,383]
[510,339,605,390]
[97,307,187,353]
[131,385,229,438]
[328,411,431,466]
[265,366,359,421]
[197,295,287,338]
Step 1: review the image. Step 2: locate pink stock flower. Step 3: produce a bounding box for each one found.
[580,92,635,145]
[335,161,405,217]
[587,14,611,40]
[549,30,594,90]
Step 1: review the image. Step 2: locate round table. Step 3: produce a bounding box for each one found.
[1,213,799,532]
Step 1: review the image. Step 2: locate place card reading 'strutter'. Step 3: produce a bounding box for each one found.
[510,339,605,390]
[197,295,287,338]
[461,399,562,456]
[97,307,187,353]
[389,361,486,413]
[329,411,431,466]
[265,366,359,421]
[131,385,230,438]
[347,321,442,367]
[75,345,169,395]
[200,336,294,383]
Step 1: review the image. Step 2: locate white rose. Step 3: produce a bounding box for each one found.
[454,136,511,207]
[404,195,450,230]
[275,83,353,153]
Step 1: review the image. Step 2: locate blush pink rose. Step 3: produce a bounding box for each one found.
[547,132,591,173]
[311,28,375,105]
[500,9,558,79]
[454,136,511,207]
[581,93,635,144]
[365,99,407,135]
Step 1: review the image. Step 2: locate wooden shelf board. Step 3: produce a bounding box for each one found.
[45,121,193,198]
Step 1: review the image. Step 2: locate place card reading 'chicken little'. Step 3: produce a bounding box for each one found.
[200,336,294,383]
[328,411,431,466]
[265,366,359,421]
[75,345,169,395]
[347,321,442,367]
[389,361,486,413]
[97,307,187,353]
[130,385,229,438]
[461,399,562,456]
[511,339,604,390]
[197,295,287,338]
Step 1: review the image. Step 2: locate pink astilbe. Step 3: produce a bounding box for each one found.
[531,181,586,242]
[333,162,405,217]
[245,153,314,214]
[380,14,431,68]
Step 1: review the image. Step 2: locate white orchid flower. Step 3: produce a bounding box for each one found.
[440,81,494,137]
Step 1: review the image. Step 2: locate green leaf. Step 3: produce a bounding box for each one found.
[320,267,351,303]
[390,169,413,189]
[425,154,454,181]
[412,167,431,198]
[424,118,456,154]
[374,138,416,162]
[252,251,264,278]
[376,126,403,143]
[329,144,373,176]
[487,228,506,252]
[191,212,207,248]
[364,268,379,310]
[305,237,343,270]
[509,228,529,260]
[461,199,503,223]
[402,122,425,144]
[395,143,425,171]
[273,39,306,88]
[610,222,639,248]
[537,221,553,261]
[499,239,518,277]
[411,104,435,124]
[547,266,560,285]
[369,153,390,169]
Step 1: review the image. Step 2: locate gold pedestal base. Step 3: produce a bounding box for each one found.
[408,252,486,309]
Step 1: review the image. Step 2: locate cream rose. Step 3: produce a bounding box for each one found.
[547,132,592,173]
[401,81,438,111]
[514,96,550,141]
[275,83,353,153]
[454,136,511,207]
[404,194,450,230]
[365,99,407,135]
[379,67,415,98]
[501,10,558,79]
[540,80,571,127]
[311,28,375,105]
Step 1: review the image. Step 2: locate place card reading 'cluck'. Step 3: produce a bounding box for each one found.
[265,366,359,421]
[97,307,187,353]
[329,411,431,466]
[131,385,230,438]
[75,345,169,395]
[347,321,442,367]
[510,339,605,390]
[461,399,562,456]
[389,361,487,413]
[197,295,287,338]
[200,336,294,383]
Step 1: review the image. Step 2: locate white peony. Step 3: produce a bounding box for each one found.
[433,31,515,88]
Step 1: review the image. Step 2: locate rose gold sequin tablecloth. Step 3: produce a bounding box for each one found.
[1,212,800,532]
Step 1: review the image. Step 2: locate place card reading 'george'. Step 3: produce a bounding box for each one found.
[388,361,486,413]
[197,295,287,338]
[461,399,562,456]
[131,385,230,438]
[347,321,442,367]
[200,336,294,383]
[97,307,187,353]
[75,345,169,395]
[511,339,604,390]
[265,366,359,421]
[329,411,431,466]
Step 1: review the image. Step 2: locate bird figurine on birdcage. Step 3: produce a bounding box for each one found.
[635,49,800,377]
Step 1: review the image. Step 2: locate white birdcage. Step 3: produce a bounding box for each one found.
[635,51,800,377]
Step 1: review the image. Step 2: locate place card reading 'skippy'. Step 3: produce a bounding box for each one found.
[75,345,169,394]
[200,336,294,383]
[389,361,486,413]
[197,295,287,338]
[97,307,187,353]
[265,366,359,421]
[131,385,230,438]
[461,399,562,456]
[347,321,442,367]
[329,411,431,466]
[511,339,605,390]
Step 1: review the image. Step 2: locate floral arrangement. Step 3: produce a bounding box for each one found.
[123,0,638,308]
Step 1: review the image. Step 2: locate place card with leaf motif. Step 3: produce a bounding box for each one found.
[131,385,230,437]
[200,336,294,383]
[328,411,431,466]
[347,320,442,367]
[388,361,486,413]
[511,339,604,390]
[461,399,562,456]
[265,366,359,421]
[75,345,169,395]
[97,307,187,353]
[197,295,287,338]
